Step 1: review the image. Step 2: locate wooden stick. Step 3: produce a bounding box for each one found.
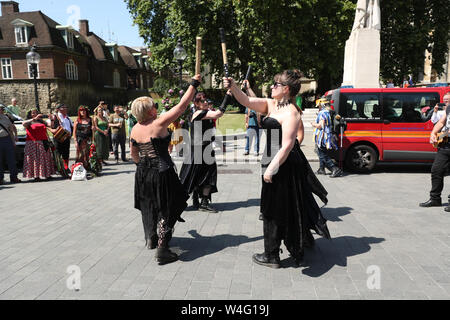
[195,37,202,75]
[219,28,229,77]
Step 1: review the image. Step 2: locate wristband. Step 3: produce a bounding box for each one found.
[190,79,201,88]
[219,94,232,113]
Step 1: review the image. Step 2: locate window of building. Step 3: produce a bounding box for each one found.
[58,27,75,49]
[140,74,144,90]
[67,31,74,49]
[27,62,39,79]
[15,26,28,44]
[65,59,78,80]
[1,58,13,79]
[113,70,120,88]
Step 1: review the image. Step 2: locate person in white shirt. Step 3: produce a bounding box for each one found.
[50,104,73,171]
[430,94,450,124]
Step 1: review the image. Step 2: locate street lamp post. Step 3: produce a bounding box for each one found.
[26,44,41,113]
[173,38,187,90]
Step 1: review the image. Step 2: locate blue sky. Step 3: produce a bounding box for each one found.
[16,0,145,47]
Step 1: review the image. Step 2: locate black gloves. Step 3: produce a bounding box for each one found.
[219,94,232,113]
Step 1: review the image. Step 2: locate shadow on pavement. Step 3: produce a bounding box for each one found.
[281,236,385,276]
[321,206,353,222]
[100,170,135,176]
[213,198,260,212]
[184,198,261,212]
[344,163,432,175]
[173,230,263,262]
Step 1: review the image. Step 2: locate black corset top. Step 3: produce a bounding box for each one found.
[131,134,174,172]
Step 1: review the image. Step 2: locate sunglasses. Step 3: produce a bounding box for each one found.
[272,82,286,89]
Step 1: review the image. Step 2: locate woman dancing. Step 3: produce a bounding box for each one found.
[224,70,330,268]
[130,74,201,265]
[179,91,231,213]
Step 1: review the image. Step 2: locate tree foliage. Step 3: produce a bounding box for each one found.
[380,0,450,85]
[125,0,356,93]
[126,0,450,93]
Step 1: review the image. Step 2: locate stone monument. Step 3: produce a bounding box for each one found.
[342,0,381,88]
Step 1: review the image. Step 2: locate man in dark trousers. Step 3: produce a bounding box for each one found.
[51,103,73,172]
[0,105,20,185]
[420,92,450,211]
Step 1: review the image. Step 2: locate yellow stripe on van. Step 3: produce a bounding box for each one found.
[344,131,429,138]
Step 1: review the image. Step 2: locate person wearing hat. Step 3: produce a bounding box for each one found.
[50,103,73,171]
[311,101,343,177]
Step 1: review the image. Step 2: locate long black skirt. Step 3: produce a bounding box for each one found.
[134,162,188,228]
[260,142,331,259]
[179,144,218,197]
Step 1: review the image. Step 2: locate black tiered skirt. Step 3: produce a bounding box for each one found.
[134,159,188,228]
[179,144,218,196]
[260,142,331,258]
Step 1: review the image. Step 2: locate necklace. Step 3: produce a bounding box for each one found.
[276,100,290,110]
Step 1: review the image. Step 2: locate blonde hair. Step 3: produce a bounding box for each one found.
[131,96,155,123]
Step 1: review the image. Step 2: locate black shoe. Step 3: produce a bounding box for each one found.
[145,238,157,250]
[258,214,263,221]
[11,177,22,184]
[199,199,218,213]
[445,206,450,212]
[316,168,326,175]
[330,167,343,178]
[155,247,178,265]
[252,253,280,269]
[419,199,442,207]
[243,151,249,156]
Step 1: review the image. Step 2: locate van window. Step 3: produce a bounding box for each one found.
[382,92,440,123]
[340,93,380,119]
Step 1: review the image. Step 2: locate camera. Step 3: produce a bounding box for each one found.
[437,103,446,110]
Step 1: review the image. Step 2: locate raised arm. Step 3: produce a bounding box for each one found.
[157,74,201,127]
[201,91,233,120]
[224,77,268,114]
[430,112,447,144]
[242,80,257,98]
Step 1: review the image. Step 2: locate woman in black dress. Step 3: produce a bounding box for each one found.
[179,91,231,213]
[223,70,330,268]
[130,74,201,265]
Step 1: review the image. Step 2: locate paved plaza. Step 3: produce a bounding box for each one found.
[1,118,450,300]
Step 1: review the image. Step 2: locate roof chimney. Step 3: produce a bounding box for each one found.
[1,1,19,16]
[79,19,89,36]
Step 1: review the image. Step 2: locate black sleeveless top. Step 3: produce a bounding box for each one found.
[190,110,215,146]
[76,118,92,140]
[131,134,174,172]
[261,116,284,168]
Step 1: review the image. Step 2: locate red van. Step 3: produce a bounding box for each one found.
[324,87,450,172]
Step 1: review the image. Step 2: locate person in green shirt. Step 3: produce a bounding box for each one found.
[7,98,20,116]
[109,105,128,163]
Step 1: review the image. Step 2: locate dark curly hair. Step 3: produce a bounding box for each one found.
[274,69,304,100]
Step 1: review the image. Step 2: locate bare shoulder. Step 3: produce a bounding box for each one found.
[287,105,301,121]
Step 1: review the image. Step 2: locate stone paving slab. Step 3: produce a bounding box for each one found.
[0,128,449,300]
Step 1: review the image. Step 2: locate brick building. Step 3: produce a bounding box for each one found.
[0,1,154,116]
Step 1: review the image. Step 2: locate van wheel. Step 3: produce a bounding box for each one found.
[345,145,377,173]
